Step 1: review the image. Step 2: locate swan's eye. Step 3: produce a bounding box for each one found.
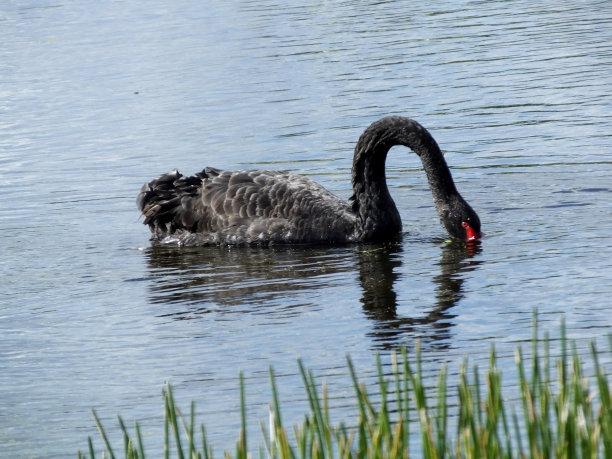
[462,221,469,228]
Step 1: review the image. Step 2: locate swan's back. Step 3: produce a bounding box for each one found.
[137,167,356,245]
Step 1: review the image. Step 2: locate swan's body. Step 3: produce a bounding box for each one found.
[138,116,481,245]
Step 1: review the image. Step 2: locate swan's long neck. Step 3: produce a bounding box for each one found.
[351,116,460,241]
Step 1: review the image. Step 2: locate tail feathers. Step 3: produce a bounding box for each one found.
[137,169,208,238]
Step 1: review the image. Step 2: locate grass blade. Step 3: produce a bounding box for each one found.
[92,409,116,459]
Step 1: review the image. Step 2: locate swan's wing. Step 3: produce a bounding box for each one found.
[137,168,209,238]
[199,170,340,239]
[138,168,355,243]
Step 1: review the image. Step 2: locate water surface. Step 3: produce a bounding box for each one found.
[1,0,611,456]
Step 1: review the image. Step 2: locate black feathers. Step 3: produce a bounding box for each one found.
[137,117,480,245]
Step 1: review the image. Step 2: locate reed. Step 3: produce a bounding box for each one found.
[79,318,611,458]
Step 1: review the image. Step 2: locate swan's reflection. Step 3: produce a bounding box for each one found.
[358,241,482,350]
[144,245,355,318]
[143,240,481,348]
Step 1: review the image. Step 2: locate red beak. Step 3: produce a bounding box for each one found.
[462,222,481,241]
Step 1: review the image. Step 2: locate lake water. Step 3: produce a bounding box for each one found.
[1,0,611,457]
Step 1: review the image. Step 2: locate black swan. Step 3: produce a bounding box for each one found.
[137,116,481,245]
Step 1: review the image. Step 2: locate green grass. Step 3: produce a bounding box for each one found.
[80,317,611,458]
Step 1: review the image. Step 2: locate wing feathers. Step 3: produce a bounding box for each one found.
[138,168,356,244]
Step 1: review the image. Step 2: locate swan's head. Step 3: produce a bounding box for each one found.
[440,197,482,241]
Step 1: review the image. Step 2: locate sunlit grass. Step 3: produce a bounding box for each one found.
[80,317,611,458]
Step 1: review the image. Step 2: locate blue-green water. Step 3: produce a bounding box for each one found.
[1,1,611,456]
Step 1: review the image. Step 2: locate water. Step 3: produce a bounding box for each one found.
[1,0,611,456]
